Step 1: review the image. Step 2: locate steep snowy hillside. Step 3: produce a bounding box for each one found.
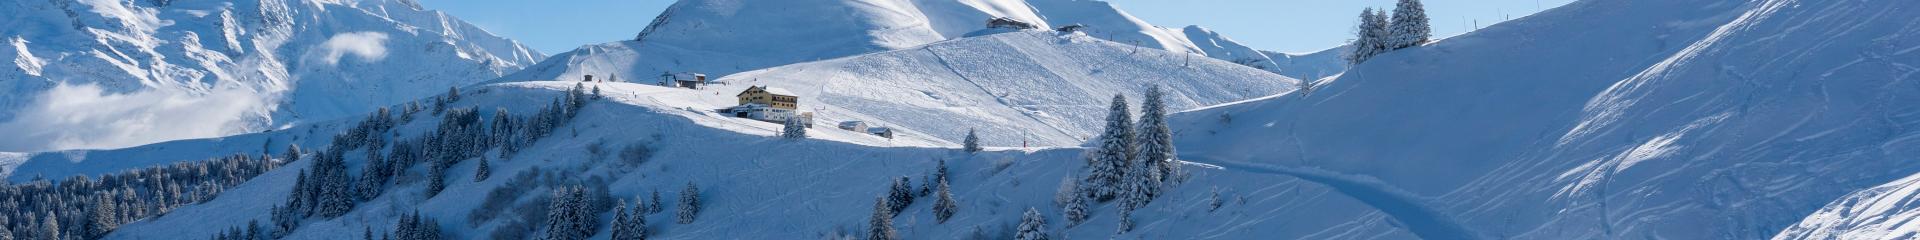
[714,31,1295,146]
[1775,172,1920,239]
[1169,0,1920,239]
[92,81,1305,239]
[500,0,1308,83]
[1263,46,1348,81]
[0,0,543,151]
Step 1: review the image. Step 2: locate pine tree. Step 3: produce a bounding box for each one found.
[1,222,13,240]
[676,183,701,224]
[611,202,630,240]
[610,199,647,240]
[245,221,262,240]
[1014,207,1047,240]
[1208,186,1225,212]
[624,197,648,240]
[425,160,446,198]
[85,197,116,239]
[886,177,913,215]
[543,186,593,240]
[1136,86,1180,183]
[313,151,354,218]
[648,190,665,214]
[1347,8,1392,65]
[473,158,492,182]
[38,212,58,240]
[1063,187,1089,227]
[866,197,897,240]
[1116,206,1135,234]
[962,128,982,153]
[1084,94,1134,202]
[288,171,313,216]
[934,159,950,185]
[932,179,958,223]
[1120,154,1160,211]
[1388,0,1431,50]
[781,117,808,139]
[355,155,389,201]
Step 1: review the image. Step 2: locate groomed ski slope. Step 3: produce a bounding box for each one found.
[715,30,1296,147]
[109,81,1392,239]
[1170,0,1920,238]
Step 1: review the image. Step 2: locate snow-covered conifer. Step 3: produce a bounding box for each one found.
[648,190,665,214]
[85,197,116,239]
[1347,8,1392,64]
[677,183,701,224]
[1084,94,1134,202]
[38,212,58,240]
[425,161,446,198]
[474,158,492,182]
[963,128,982,153]
[1063,188,1089,227]
[781,117,808,139]
[887,177,914,215]
[1120,154,1161,210]
[610,202,631,240]
[610,199,647,240]
[1015,207,1047,240]
[933,179,958,223]
[543,186,595,240]
[935,159,950,185]
[867,197,898,240]
[1209,186,1225,212]
[1135,85,1179,183]
[1388,0,1432,49]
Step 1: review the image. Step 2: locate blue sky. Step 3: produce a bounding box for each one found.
[418,0,1575,54]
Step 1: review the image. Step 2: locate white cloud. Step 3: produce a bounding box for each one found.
[319,31,391,65]
[0,84,268,152]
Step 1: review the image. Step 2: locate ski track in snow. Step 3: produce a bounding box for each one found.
[1181,155,1486,240]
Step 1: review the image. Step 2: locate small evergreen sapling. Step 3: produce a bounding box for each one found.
[963,128,982,153]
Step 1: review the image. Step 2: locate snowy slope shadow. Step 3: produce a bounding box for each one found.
[1183,155,1485,240]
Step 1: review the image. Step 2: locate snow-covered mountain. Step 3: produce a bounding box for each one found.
[1775,172,1920,239]
[79,81,1325,239]
[1168,0,1920,238]
[0,0,543,152]
[712,30,1295,146]
[502,0,1307,84]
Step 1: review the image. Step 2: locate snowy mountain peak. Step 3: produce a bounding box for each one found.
[0,0,544,152]
[509,0,1321,83]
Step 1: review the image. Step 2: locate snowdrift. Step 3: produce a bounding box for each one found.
[1171,0,1920,238]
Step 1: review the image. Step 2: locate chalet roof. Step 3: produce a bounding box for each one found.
[739,85,798,97]
[763,87,796,96]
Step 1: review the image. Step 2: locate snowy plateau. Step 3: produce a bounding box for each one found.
[2,0,1919,239]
